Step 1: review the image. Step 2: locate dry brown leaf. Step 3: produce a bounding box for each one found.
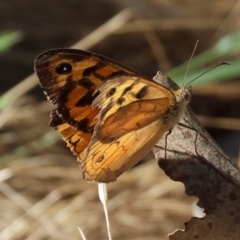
[152,72,240,240]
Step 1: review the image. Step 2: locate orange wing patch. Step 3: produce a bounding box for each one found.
[50,109,91,160]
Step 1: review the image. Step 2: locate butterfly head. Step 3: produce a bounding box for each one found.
[175,85,192,105]
[182,85,192,103]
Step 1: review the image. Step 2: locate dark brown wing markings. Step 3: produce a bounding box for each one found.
[34,48,155,162]
[75,90,95,107]
[82,62,125,82]
[36,51,132,134]
[135,85,148,99]
[121,85,133,96]
[50,108,92,160]
[50,108,64,128]
[78,77,95,90]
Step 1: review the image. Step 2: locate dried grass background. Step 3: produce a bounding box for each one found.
[0,0,239,239]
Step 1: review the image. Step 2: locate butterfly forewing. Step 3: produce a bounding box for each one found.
[35,49,180,182]
[35,49,141,161]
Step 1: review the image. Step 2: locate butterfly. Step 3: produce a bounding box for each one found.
[34,49,191,183]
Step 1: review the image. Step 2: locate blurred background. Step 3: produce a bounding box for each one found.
[0,0,240,239]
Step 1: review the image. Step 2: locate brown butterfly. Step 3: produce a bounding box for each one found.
[34,49,191,183]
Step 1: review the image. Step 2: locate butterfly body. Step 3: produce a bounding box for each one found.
[35,49,190,183]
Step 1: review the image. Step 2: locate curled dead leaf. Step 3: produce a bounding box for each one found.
[152,71,240,240]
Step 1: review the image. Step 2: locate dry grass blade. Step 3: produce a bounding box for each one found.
[194,81,240,99]
[116,18,224,33]
[0,182,63,239]
[0,8,133,115]
[213,0,240,39]
[78,227,87,240]
[198,115,240,131]
[133,16,172,71]
[0,152,193,239]
[72,8,133,50]
[98,183,112,240]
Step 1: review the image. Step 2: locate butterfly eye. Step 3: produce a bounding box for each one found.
[55,62,72,74]
[183,86,192,103]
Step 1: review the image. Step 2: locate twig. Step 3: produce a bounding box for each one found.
[116,18,223,33]
[134,16,172,71]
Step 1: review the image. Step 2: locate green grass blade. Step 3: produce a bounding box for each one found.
[168,31,240,81]
[175,60,240,86]
[0,30,23,53]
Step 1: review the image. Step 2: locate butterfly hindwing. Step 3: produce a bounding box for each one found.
[82,111,174,182]
[82,76,177,182]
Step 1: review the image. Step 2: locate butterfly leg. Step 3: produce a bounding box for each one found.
[164,129,172,160]
[177,121,200,156]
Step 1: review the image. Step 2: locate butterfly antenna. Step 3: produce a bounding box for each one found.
[183,40,199,87]
[185,62,230,88]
